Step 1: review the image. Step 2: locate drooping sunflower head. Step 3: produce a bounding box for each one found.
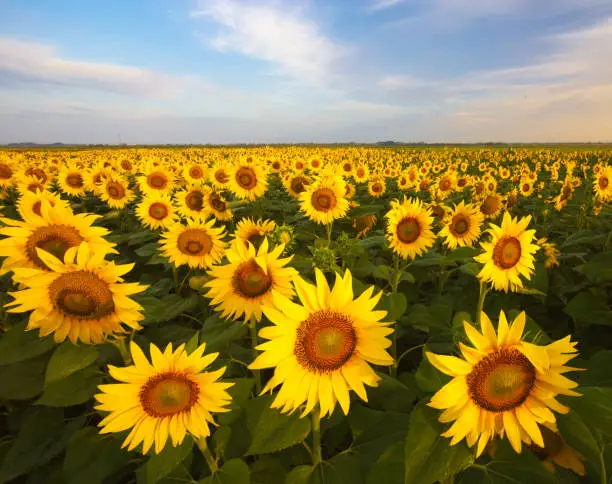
[204,237,296,322]
[474,212,540,292]
[234,217,277,249]
[230,160,268,201]
[250,268,394,417]
[385,197,436,260]
[135,193,177,230]
[95,341,233,454]
[160,218,227,269]
[0,201,116,274]
[426,310,580,457]
[530,422,586,476]
[438,201,484,249]
[299,176,349,225]
[6,242,146,344]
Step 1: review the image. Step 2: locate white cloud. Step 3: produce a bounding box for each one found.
[191,0,347,84]
[368,0,405,11]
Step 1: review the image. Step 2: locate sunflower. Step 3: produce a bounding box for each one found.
[16,175,48,196]
[438,201,484,249]
[385,198,436,260]
[475,212,539,292]
[368,178,386,198]
[299,176,349,225]
[16,190,70,221]
[174,185,209,219]
[250,268,393,417]
[204,189,233,221]
[353,164,369,183]
[183,162,207,185]
[593,165,612,202]
[160,218,226,269]
[135,194,177,230]
[0,159,15,188]
[204,238,296,322]
[479,193,504,219]
[57,163,87,197]
[209,162,232,191]
[234,217,276,248]
[84,167,112,194]
[519,179,534,198]
[138,166,175,197]
[285,174,311,199]
[530,423,585,476]
[5,242,146,344]
[426,310,580,457]
[0,201,116,275]
[95,341,233,454]
[100,176,134,209]
[229,160,268,201]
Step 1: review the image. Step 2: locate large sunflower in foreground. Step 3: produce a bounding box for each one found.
[438,201,484,249]
[160,218,226,269]
[250,268,393,417]
[426,310,580,457]
[0,201,116,275]
[299,175,349,225]
[95,341,233,454]
[5,242,146,344]
[204,238,296,322]
[385,198,435,259]
[229,160,268,201]
[474,212,539,292]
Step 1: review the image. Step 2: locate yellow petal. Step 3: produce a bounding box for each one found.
[425,352,472,377]
[503,411,523,453]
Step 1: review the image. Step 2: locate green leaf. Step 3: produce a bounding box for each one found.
[249,456,287,484]
[366,441,404,484]
[0,408,84,483]
[556,410,601,475]
[36,366,103,407]
[564,290,612,326]
[577,350,612,386]
[415,356,450,394]
[63,428,131,484]
[285,466,314,484]
[359,235,386,249]
[459,262,480,277]
[0,354,47,400]
[135,241,159,257]
[561,230,607,248]
[581,252,612,281]
[199,459,250,484]
[367,373,417,413]
[185,331,200,353]
[138,438,193,484]
[136,293,201,324]
[44,342,99,386]
[447,246,479,261]
[200,314,248,353]
[245,395,311,455]
[0,321,56,365]
[404,401,474,484]
[381,293,408,322]
[566,387,612,437]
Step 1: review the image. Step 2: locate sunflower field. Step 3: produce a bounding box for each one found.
[0,146,611,484]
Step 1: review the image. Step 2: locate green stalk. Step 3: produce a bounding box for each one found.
[475,281,489,328]
[390,255,403,377]
[115,337,132,365]
[196,437,218,474]
[325,222,333,244]
[311,406,322,467]
[249,315,262,394]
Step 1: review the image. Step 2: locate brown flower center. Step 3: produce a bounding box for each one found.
[148,202,169,220]
[121,160,132,171]
[372,182,383,193]
[493,236,522,269]
[185,190,204,211]
[235,167,257,190]
[343,162,352,173]
[600,175,609,190]
[26,225,84,269]
[450,214,470,236]
[106,181,125,199]
[140,372,199,417]
[189,166,204,179]
[466,348,536,412]
[147,172,168,189]
[177,229,213,256]
[0,163,13,179]
[26,168,47,184]
[66,173,84,188]
[311,188,337,212]
[396,217,421,244]
[214,169,229,184]
[49,270,115,319]
[291,176,309,194]
[439,178,451,191]
[480,195,501,215]
[522,183,531,193]
[233,260,272,298]
[294,310,357,372]
[209,194,227,212]
[27,182,44,193]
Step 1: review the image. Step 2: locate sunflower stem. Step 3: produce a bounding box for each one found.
[172,266,179,290]
[115,337,132,365]
[390,255,403,377]
[196,437,218,474]
[248,315,262,394]
[325,222,333,244]
[311,406,322,467]
[475,281,489,328]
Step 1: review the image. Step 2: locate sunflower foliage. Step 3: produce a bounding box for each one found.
[0,146,611,484]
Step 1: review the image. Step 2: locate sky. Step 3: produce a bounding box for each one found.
[0,0,611,144]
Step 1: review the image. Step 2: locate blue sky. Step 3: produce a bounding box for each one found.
[0,0,611,143]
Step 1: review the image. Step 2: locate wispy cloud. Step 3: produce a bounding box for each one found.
[191,0,347,85]
[368,0,405,11]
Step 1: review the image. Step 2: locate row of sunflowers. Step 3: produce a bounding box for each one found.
[0,147,611,484]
